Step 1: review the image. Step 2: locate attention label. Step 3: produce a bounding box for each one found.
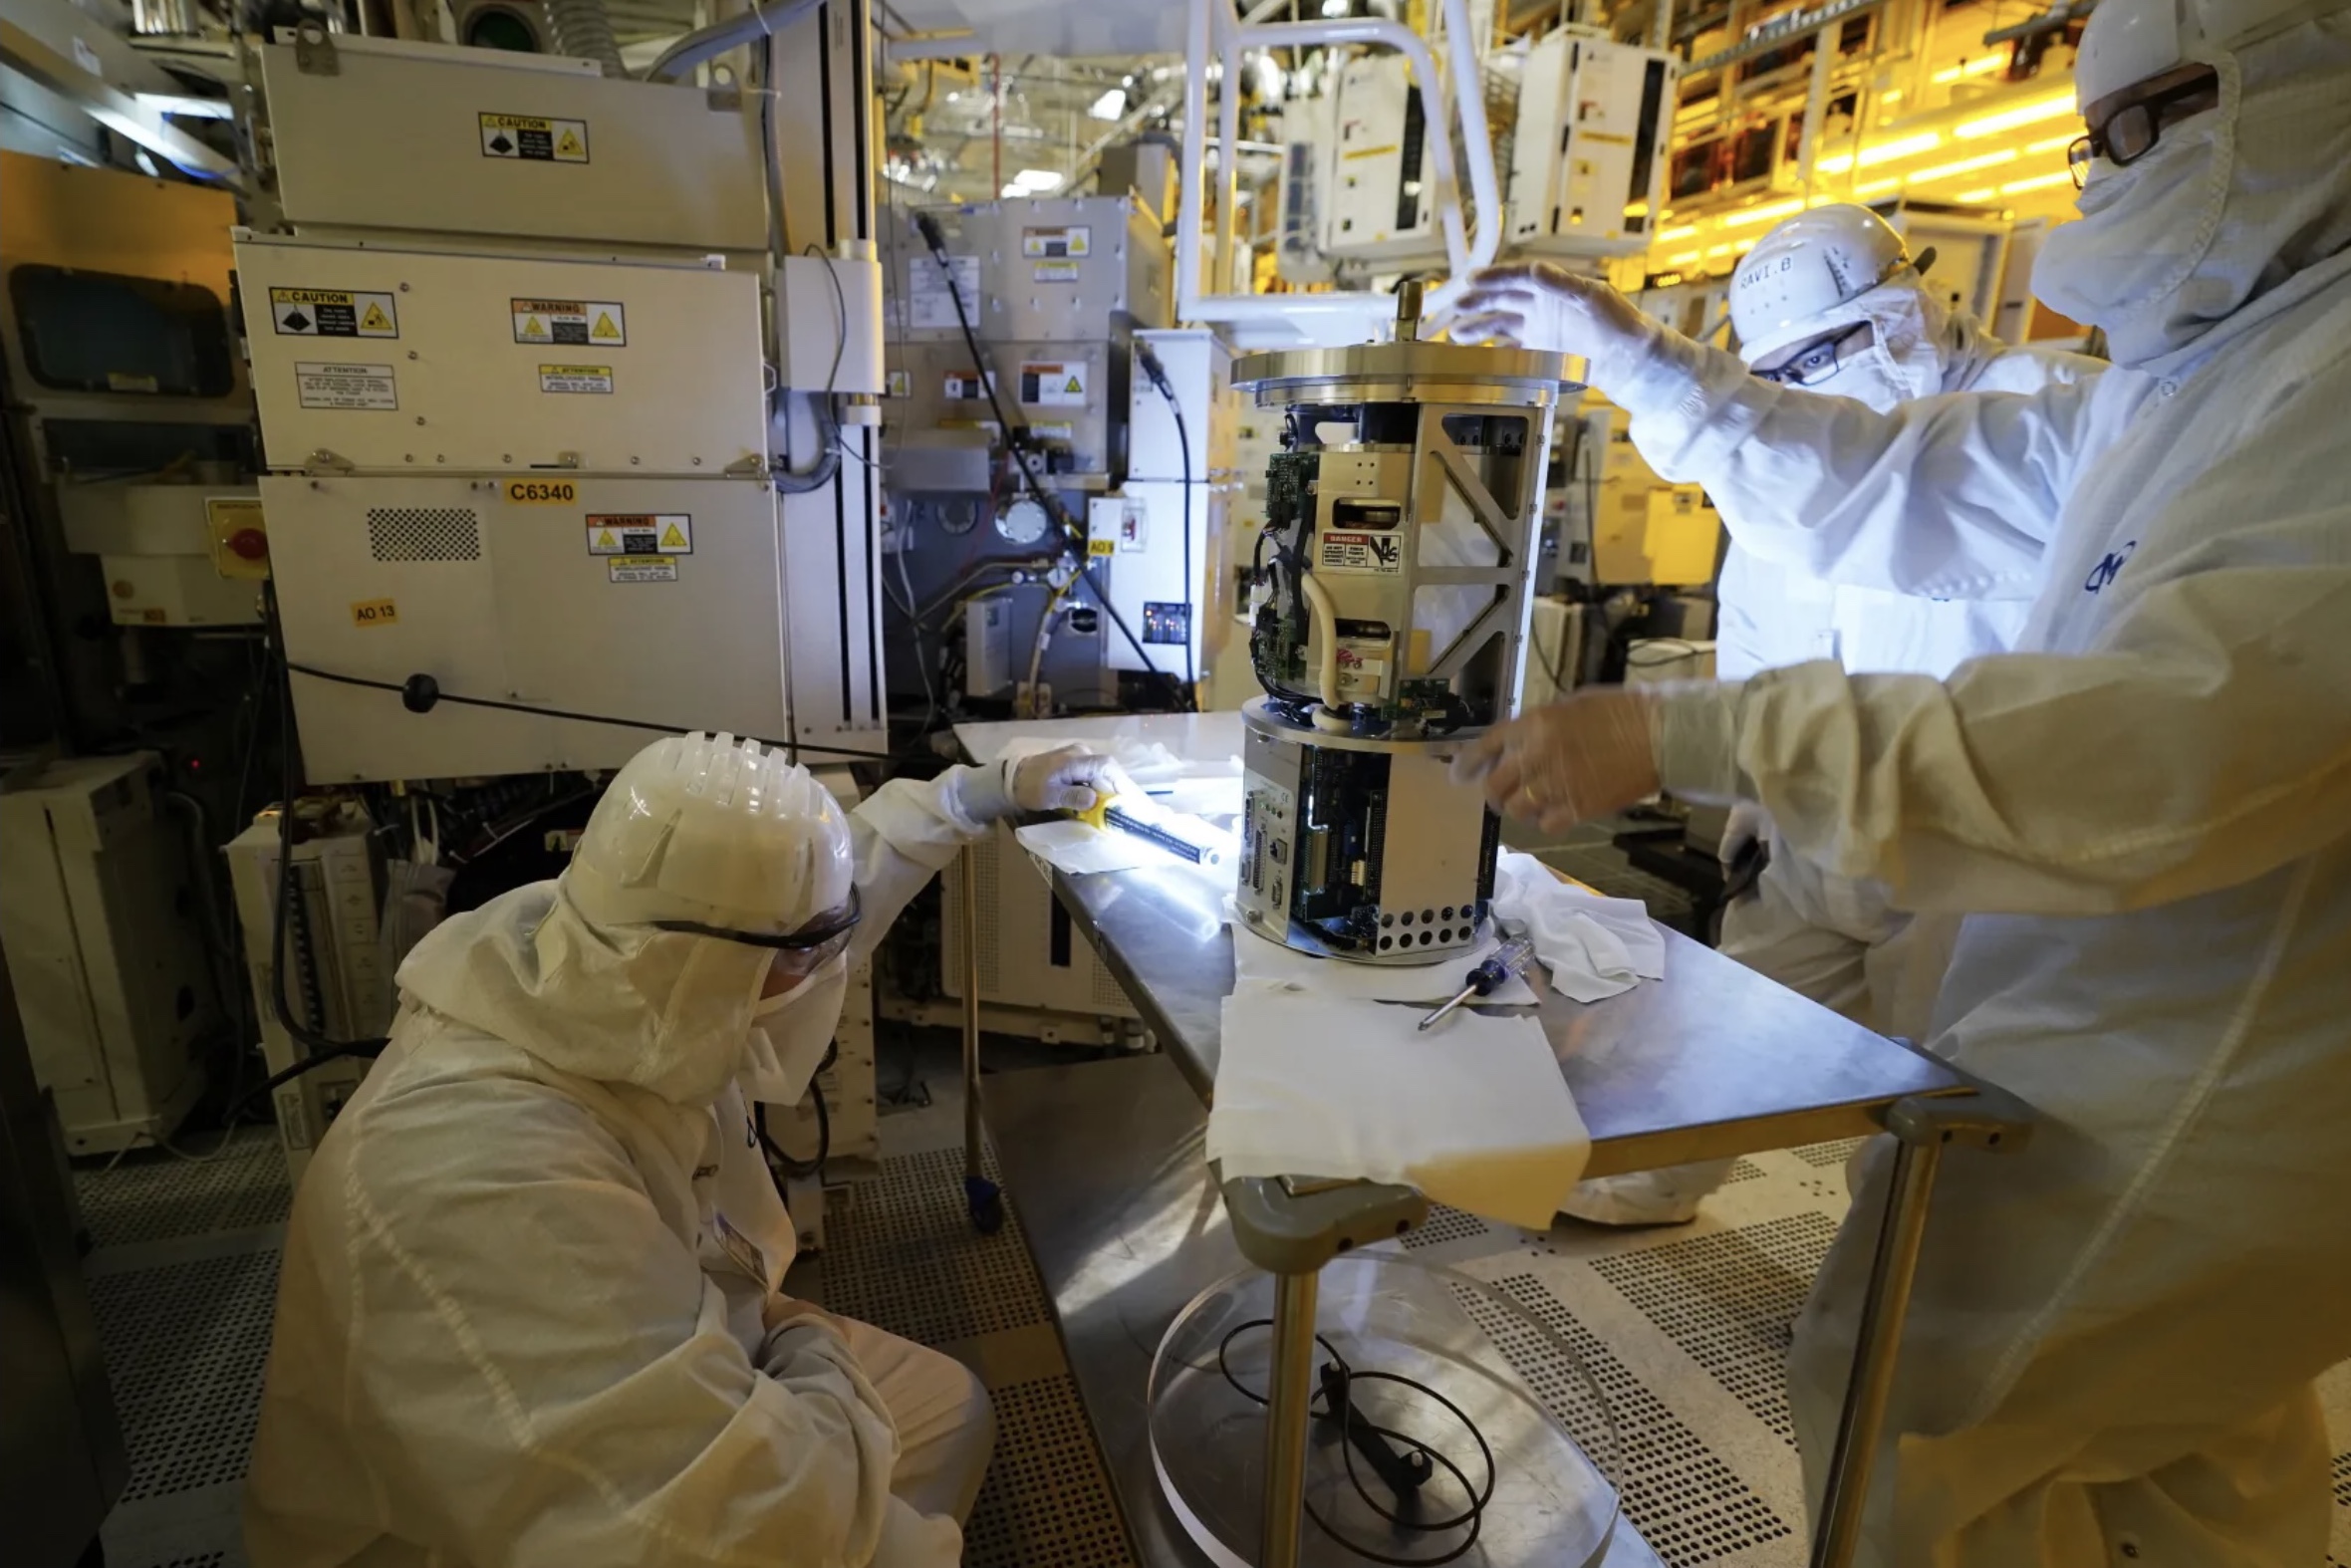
[479,113,589,162]
[504,478,579,504]
[295,363,397,410]
[349,598,398,627]
[1033,260,1081,283]
[1019,361,1088,406]
[609,556,677,583]
[1316,530,1404,575]
[907,254,982,331]
[512,299,627,347]
[538,364,614,394]
[270,288,397,338]
[586,513,692,556]
[1021,225,1091,259]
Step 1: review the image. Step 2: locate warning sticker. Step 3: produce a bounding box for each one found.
[350,598,398,628]
[907,254,982,331]
[1019,362,1088,407]
[538,364,614,394]
[504,477,579,505]
[886,369,912,398]
[1021,225,1092,259]
[1315,530,1405,575]
[1033,261,1082,284]
[609,556,677,583]
[942,370,995,401]
[586,513,692,557]
[295,363,398,410]
[479,113,590,163]
[271,288,398,339]
[511,299,627,347]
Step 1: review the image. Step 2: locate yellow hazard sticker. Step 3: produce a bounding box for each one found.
[1088,539,1116,557]
[1020,361,1089,407]
[609,556,677,584]
[510,299,626,348]
[479,112,590,163]
[537,364,614,394]
[585,513,691,556]
[350,598,398,628]
[504,478,579,505]
[270,286,398,339]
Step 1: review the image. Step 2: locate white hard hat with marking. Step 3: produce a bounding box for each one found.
[1728,204,1914,366]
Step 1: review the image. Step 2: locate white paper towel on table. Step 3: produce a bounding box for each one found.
[1207,989,1589,1229]
[1492,850,1667,1004]
[1230,921,1539,1006]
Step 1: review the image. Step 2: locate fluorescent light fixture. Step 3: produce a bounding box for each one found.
[1955,187,1997,202]
[1931,55,2009,85]
[1656,224,1699,242]
[1089,88,1127,121]
[1666,250,1703,267]
[2000,169,2074,194]
[1720,197,1805,229]
[1705,242,1742,257]
[1955,92,2077,138]
[1906,148,2018,183]
[2027,132,2077,153]
[1854,176,1904,197]
[1011,168,1064,192]
[1321,0,1351,14]
[1815,131,1940,176]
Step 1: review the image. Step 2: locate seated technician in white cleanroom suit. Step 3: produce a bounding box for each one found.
[244,732,1109,1568]
[1452,0,2351,1560]
[1565,204,2099,1227]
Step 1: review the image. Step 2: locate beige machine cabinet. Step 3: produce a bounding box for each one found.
[233,237,768,476]
[59,483,265,628]
[252,35,769,254]
[261,474,792,781]
[940,822,1140,1030]
[0,754,215,1154]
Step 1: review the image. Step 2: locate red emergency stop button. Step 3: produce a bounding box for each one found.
[227,527,269,562]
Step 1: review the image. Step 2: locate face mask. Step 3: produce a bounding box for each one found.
[2033,59,2239,366]
[737,953,850,1106]
[1809,349,1913,413]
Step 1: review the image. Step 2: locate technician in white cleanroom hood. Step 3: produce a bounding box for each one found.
[244,732,1110,1568]
[1452,0,2351,1560]
[1565,204,2097,1228]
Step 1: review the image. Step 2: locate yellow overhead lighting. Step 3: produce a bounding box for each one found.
[2001,169,2075,194]
[1955,92,2077,139]
[2027,132,2077,153]
[1657,224,1700,242]
[1854,176,1904,197]
[1720,197,1805,229]
[1906,148,2019,183]
[1880,89,1904,104]
[1705,243,1742,257]
[1624,200,1651,218]
[1955,187,1998,202]
[1931,55,2009,85]
[1667,250,1703,267]
[1817,131,1946,175]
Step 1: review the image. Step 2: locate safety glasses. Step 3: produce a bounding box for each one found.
[2068,63,2221,188]
[652,888,863,951]
[1752,320,1876,388]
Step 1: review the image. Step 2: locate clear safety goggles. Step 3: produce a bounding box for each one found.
[652,887,863,957]
[2068,63,2222,188]
[1752,319,1877,388]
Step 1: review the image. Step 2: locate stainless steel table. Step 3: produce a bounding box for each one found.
[954,714,2029,1568]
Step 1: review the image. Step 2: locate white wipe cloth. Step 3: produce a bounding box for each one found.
[1230,921,1539,1006]
[1208,989,1590,1229]
[1492,851,1667,1004]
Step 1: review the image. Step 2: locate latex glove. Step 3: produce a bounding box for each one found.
[1009,744,1115,814]
[1449,263,1663,399]
[1451,688,1663,836]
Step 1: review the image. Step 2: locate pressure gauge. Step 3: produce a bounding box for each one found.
[996,496,1051,546]
[936,497,979,536]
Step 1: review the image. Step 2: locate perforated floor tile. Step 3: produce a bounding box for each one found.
[74,1127,290,1250]
[1452,1273,1794,1567]
[1401,1201,1495,1250]
[961,1374,1137,1568]
[1592,1215,1840,1445]
[820,1143,1053,1347]
[1792,1139,1864,1170]
[1724,1158,1768,1185]
[90,1250,281,1503]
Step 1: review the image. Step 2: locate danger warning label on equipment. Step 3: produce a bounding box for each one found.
[512,299,627,347]
[270,287,398,338]
[538,364,614,394]
[586,514,692,557]
[1316,530,1404,575]
[479,113,589,162]
[609,556,677,584]
[1019,361,1088,406]
[1020,225,1091,259]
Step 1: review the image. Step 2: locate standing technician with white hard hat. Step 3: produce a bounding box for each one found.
[1453,0,2351,1559]
[244,734,1111,1568]
[1566,205,2097,1227]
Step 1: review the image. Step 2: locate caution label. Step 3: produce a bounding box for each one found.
[271,287,398,338]
[1316,530,1405,575]
[511,299,627,347]
[886,369,912,398]
[1033,260,1081,284]
[586,513,692,557]
[504,477,578,505]
[479,112,590,162]
[538,364,614,394]
[907,253,981,331]
[943,370,994,401]
[295,362,398,410]
[350,598,398,628]
[1020,225,1092,259]
[1019,361,1088,407]
[609,556,677,584]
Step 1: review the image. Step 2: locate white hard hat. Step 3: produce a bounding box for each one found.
[2076,0,2337,107]
[1729,204,1914,365]
[565,731,856,939]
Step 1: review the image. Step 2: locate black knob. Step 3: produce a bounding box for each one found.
[400,673,440,713]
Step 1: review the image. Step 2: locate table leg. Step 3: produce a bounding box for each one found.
[1260,1268,1320,1568]
[959,844,1001,1232]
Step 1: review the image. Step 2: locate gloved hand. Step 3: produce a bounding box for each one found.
[1719,799,1771,870]
[1450,688,1663,836]
[1449,263,1663,399]
[1009,745,1114,814]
